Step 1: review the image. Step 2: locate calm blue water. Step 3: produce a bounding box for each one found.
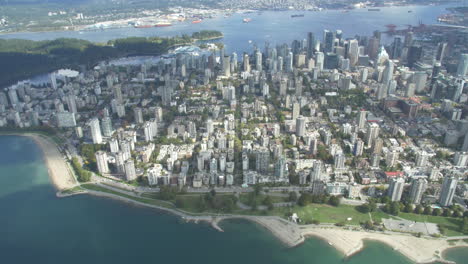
[0,135,451,264]
[0,3,458,55]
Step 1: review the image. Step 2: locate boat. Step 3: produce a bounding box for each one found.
[368,8,381,11]
[408,10,413,13]
[243,18,252,23]
[155,21,172,27]
[192,19,202,24]
[291,14,305,18]
[135,24,153,28]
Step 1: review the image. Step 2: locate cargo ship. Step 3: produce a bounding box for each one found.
[291,14,304,18]
[243,18,252,23]
[368,8,381,11]
[192,19,202,24]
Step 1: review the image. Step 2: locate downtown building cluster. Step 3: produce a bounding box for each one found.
[0,26,467,208]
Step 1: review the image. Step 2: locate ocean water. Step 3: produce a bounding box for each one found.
[0,3,459,55]
[0,135,465,263]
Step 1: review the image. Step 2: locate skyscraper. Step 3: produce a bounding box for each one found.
[89,118,103,144]
[456,53,468,77]
[439,176,458,207]
[365,123,380,147]
[323,30,335,52]
[435,42,447,62]
[124,160,137,181]
[307,32,315,59]
[133,107,144,124]
[101,116,113,137]
[255,50,262,72]
[296,115,306,137]
[408,178,427,204]
[95,151,109,174]
[274,157,287,179]
[357,110,367,130]
[388,178,405,202]
[256,148,270,173]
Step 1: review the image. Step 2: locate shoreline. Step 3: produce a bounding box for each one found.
[300,226,468,264]
[3,133,78,191]
[1,133,466,263]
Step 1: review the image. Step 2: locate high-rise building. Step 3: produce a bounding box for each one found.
[388,177,405,202]
[296,115,306,137]
[408,178,427,204]
[415,150,429,167]
[109,137,119,153]
[143,122,153,142]
[124,160,137,181]
[95,151,109,174]
[310,160,323,182]
[206,119,214,135]
[101,116,112,137]
[365,123,380,147]
[274,157,286,179]
[243,53,250,72]
[453,152,468,167]
[307,32,315,59]
[353,139,364,156]
[292,102,300,120]
[347,39,359,66]
[256,148,270,173]
[435,42,447,62]
[439,176,458,207]
[66,94,77,114]
[357,110,367,130]
[133,107,144,124]
[223,55,231,77]
[386,150,399,167]
[334,153,346,169]
[323,30,335,52]
[407,45,423,68]
[456,53,468,77]
[89,118,103,144]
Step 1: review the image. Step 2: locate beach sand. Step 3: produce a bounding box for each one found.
[26,134,77,191]
[300,226,466,263]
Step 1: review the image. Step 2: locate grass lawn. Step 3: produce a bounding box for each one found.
[239,193,289,205]
[271,204,372,225]
[397,212,464,236]
[82,184,175,209]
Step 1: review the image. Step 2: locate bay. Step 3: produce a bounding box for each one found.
[0,3,459,55]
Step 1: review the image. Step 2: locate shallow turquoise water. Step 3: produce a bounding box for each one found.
[0,135,464,263]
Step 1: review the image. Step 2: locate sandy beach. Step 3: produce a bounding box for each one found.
[25,134,78,191]
[300,226,467,263]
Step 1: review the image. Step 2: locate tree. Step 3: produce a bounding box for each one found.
[363,220,374,230]
[461,217,468,234]
[253,185,263,195]
[415,205,424,214]
[298,193,311,207]
[404,203,413,213]
[442,208,451,217]
[423,206,432,215]
[357,204,370,213]
[263,196,274,211]
[328,196,341,207]
[390,202,400,216]
[433,208,442,216]
[288,192,298,202]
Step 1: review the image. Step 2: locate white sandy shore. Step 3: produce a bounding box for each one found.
[24,134,78,191]
[300,226,467,263]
